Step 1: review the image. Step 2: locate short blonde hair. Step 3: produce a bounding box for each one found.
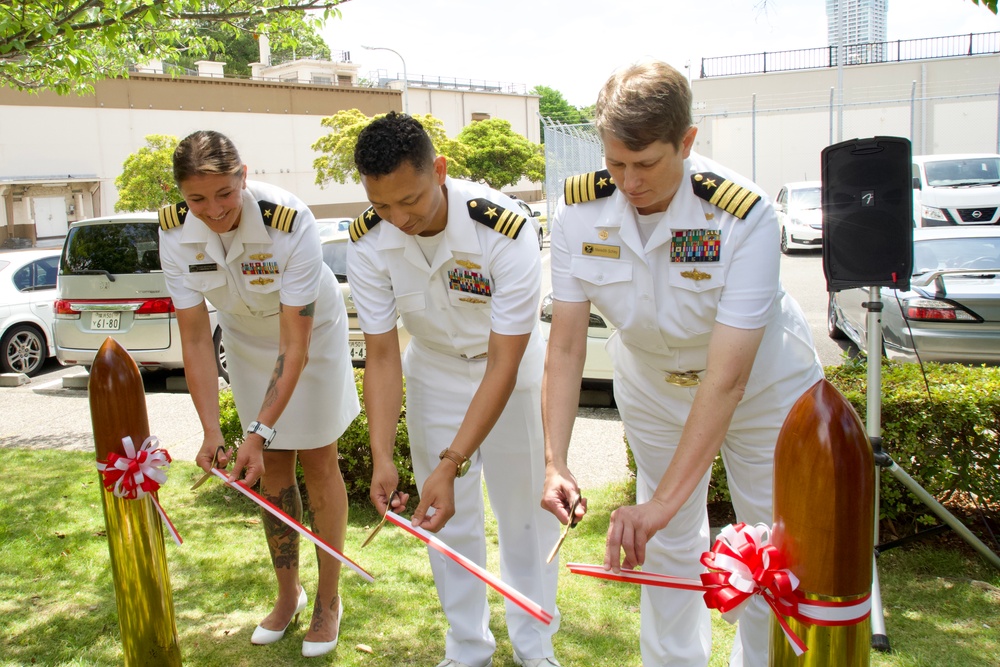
[594,60,692,151]
[173,130,244,184]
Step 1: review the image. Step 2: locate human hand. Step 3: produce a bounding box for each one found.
[604,499,672,573]
[227,436,265,486]
[370,463,409,516]
[410,467,456,533]
[541,466,587,526]
[195,436,231,473]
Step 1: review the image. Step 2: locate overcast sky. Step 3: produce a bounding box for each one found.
[319,0,999,107]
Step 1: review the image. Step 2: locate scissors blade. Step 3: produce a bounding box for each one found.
[546,495,581,564]
[361,490,398,548]
[190,446,225,490]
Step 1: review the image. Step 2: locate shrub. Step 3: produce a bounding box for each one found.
[218,369,418,506]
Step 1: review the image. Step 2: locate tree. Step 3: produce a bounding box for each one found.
[970,0,998,12]
[312,111,470,186]
[532,85,589,125]
[457,119,544,190]
[0,1,346,94]
[114,135,180,212]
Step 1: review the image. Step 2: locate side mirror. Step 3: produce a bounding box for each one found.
[912,177,922,190]
[531,210,541,218]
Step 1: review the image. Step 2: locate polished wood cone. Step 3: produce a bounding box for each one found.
[90,337,182,666]
[769,378,874,666]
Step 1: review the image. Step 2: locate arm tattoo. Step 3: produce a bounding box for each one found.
[263,353,286,408]
[299,301,316,317]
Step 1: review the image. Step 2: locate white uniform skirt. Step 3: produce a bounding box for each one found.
[221,272,360,450]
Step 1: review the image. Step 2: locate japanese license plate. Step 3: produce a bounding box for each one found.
[91,311,122,331]
[349,340,366,361]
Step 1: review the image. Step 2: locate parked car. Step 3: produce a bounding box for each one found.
[774,181,823,254]
[320,228,409,366]
[911,154,1000,228]
[316,217,354,241]
[828,226,1000,364]
[538,293,614,382]
[54,213,226,379]
[511,197,545,250]
[0,248,61,376]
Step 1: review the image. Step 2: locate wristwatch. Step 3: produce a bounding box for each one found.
[246,421,277,449]
[439,448,471,478]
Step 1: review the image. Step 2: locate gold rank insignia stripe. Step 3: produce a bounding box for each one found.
[680,269,713,281]
[459,297,487,304]
[350,206,383,242]
[249,253,272,261]
[258,200,298,232]
[467,198,526,239]
[456,259,481,270]
[564,169,616,205]
[158,201,188,231]
[691,172,761,220]
[250,277,275,285]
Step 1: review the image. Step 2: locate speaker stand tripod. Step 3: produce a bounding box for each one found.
[860,287,1000,652]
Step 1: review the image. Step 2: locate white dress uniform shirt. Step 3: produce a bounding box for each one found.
[551,153,823,667]
[348,177,560,667]
[159,181,359,449]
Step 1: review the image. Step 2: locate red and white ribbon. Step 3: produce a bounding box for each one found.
[96,436,182,546]
[384,511,554,625]
[569,522,871,656]
[210,469,374,583]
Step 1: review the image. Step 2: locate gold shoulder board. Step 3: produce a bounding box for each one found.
[564,169,616,205]
[691,171,761,220]
[467,198,525,239]
[350,206,383,242]
[158,202,188,231]
[258,200,298,233]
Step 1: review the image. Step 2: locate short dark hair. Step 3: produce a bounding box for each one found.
[173,130,243,184]
[354,111,436,177]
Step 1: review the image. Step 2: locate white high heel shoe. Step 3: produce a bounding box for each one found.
[250,587,308,645]
[301,597,343,658]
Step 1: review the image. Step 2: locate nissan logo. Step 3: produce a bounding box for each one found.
[972,210,983,219]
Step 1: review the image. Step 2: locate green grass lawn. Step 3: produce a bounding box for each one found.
[0,448,997,666]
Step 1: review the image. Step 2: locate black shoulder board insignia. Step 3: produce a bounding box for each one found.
[564,169,616,205]
[259,200,298,232]
[467,198,525,239]
[350,206,382,242]
[158,202,188,231]
[691,172,761,220]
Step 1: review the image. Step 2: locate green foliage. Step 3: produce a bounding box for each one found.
[532,85,589,125]
[0,1,344,94]
[218,369,418,504]
[114,134,180,212]
[457,118,545,190]
[312,110,471,187]
[970,0,999,14]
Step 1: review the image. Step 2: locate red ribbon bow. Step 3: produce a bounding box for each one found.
[97,436,181,545]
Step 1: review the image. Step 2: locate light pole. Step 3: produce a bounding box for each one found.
[361,44,408,114]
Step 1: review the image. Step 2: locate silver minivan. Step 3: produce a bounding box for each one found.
[54,213,226,378]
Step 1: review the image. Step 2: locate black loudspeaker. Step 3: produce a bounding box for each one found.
[821,136,913,292]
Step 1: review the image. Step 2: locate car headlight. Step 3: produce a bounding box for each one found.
[921,206,948,222]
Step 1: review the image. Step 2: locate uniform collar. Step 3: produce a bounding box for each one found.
[179,189,272,264]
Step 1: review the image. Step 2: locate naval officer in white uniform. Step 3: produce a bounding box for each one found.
[541,62,824,667]
[347,112,561,667]
[158,130,359,658]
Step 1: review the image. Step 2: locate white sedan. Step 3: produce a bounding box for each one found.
[538,293,614,382]
[0,248,61,376]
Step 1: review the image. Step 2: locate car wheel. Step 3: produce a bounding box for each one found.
[1,324,46,376]
[780,227,791,255]
[538,227,544,250]
[827,295,848,340]
[213,327,230,383]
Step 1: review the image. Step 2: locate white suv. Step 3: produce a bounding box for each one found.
[54,213,226,379]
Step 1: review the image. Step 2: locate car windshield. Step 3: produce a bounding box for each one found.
[923,158,1000,187]
[322,241,348,282]
[788,187,821,209]
[61,222,162,274]
[913,236,1000,275]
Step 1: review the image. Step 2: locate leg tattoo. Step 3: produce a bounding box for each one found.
[263,484,301,570]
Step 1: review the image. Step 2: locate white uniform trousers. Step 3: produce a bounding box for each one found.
[611,332,821,667]
[403,340,561,667]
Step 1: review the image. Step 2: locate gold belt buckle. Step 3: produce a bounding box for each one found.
[664,371,701,387]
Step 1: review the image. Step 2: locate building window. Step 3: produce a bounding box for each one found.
[471,112,490,122]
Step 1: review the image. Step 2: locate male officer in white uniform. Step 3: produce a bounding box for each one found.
[541,61,823,666]
[347,112,561,667]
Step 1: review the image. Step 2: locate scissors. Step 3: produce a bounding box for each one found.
[546,494,581,564]
[190,446,227,490]
[361,490,400,548]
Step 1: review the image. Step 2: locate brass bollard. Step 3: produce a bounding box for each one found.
[90,337,182,666]
[769,379,875,666]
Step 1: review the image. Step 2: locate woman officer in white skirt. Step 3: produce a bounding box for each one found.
[158,130,360,658]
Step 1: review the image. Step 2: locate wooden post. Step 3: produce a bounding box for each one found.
[90,337,182,666]
[769,379,874,666]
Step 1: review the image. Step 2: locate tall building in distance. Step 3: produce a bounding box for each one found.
[826,0,888,46]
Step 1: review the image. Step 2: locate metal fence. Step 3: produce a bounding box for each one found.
[540,118,604,222]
